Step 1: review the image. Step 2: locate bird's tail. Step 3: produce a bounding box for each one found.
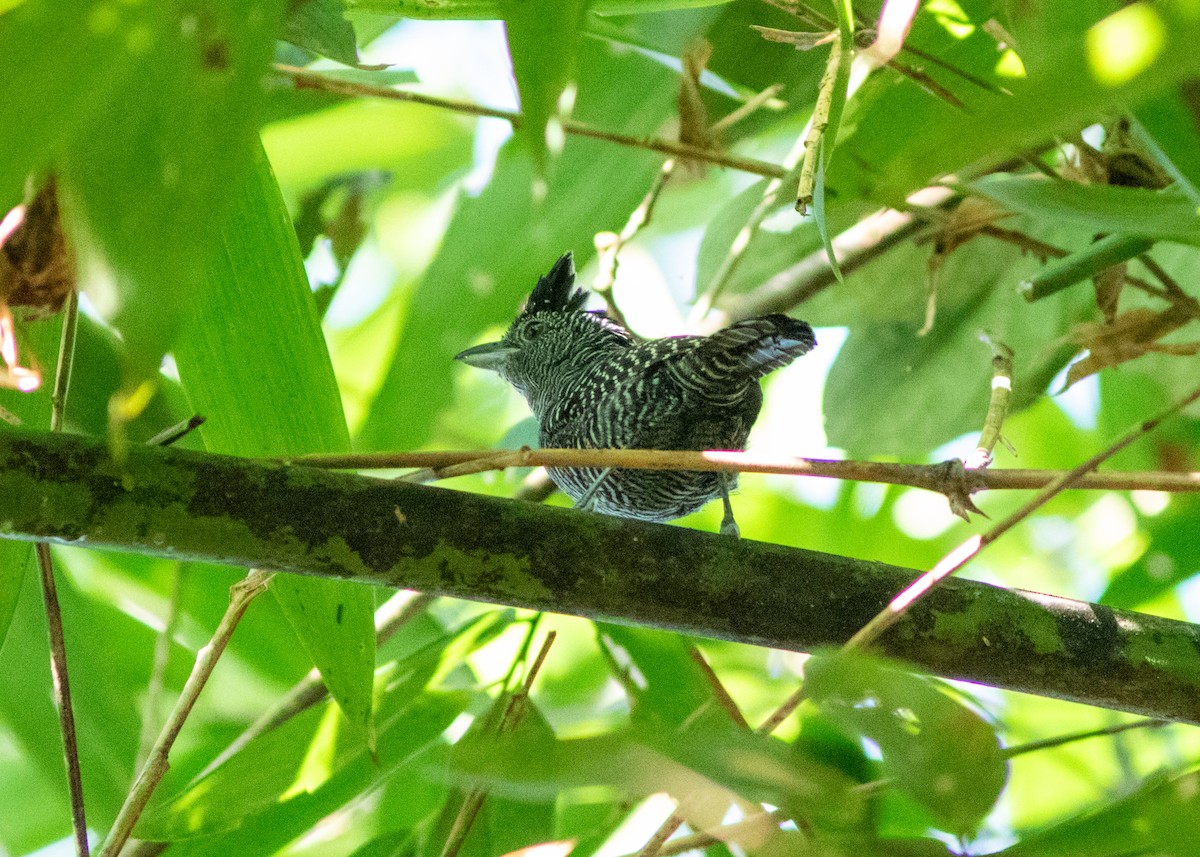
[689,314,816,383]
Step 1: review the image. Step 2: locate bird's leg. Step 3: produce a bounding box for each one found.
[573,467,612,512]
[719,474,740,538]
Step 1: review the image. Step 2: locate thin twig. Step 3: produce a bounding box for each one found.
[1002,718,1170,759]
[146,415,206,447]
[399,448,532,484]
[636,814,686,857]
[134,417,211,767]
[50,290,78,433]
[287,447,1200,495]
[39,287,88,856]
[136,565,187,772]
[708,84,785,134]
[37,544,90,857]
[441,630,557,857]
[593,158,677,331]
[688,646,750,730]
[756,681,806,736]
[844,382,1200,651]
[594,629,644,701]
[620,808,791,857]
[796,36,845,214]
[98,570,274,857]
[275,65,786,180]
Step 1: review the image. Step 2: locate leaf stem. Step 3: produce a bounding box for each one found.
[37,543,90,857]
[39,286,89,856]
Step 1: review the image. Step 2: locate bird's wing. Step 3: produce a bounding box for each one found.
[659,316,815,400]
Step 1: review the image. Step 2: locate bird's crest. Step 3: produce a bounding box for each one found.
[521,252,588,316]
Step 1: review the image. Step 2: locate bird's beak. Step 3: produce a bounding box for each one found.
[454,341,517,371]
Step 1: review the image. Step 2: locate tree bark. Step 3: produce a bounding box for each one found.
[2,426,1199,723]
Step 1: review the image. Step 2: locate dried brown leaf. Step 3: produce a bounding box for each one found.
[751,25,836,50]
[934,196,1011,255]
[678,39,715,152]
[0,177,75,318]
[1093,261,1125,323]
[1063,307,1199,389]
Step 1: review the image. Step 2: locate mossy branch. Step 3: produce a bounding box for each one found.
[2,427,1200,723]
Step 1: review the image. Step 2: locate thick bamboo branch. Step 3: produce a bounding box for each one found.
[3,428,1200,723]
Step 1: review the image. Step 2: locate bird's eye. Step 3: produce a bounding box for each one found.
[525,319,544,339]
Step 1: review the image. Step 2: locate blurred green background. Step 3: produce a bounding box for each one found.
[2,0,1200,854]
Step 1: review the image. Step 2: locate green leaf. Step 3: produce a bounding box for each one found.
[997,770,1200,857]
[284,0,362,67]
[343,0,730,18]
[59,0,286,388]
[140,690,467,850]
[172,139,376,739]
[139,611,503,840]
[813,137,843,284]
[805,650,1008,836]
[819,231,1090,457]
[0,541,31,669]
[449,721,863,833]
[972,175,1200,245]
[501,0,589,170]
[1134,89,1200,207]
[0,0,167,209]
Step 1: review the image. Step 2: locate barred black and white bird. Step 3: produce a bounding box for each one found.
[454,253,816,535]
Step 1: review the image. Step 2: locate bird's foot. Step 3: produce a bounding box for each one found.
[719,476,741,538]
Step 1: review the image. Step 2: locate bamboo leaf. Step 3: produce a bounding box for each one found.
[173,140,376,740]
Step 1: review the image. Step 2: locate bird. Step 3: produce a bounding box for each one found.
[454,252,815,536]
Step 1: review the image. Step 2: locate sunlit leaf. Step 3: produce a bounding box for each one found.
[172,140,376,740]
[805,650,1007,836]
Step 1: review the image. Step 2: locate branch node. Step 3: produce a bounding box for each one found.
[931,458,987,522]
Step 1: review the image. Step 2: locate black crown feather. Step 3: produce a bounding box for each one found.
[521,252,588,316]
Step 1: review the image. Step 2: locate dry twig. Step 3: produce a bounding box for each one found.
[98,570,274,857]
[276,65,786,180]
[845,382,1200,651]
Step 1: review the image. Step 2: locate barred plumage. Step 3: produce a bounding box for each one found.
[455,252,815,532]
